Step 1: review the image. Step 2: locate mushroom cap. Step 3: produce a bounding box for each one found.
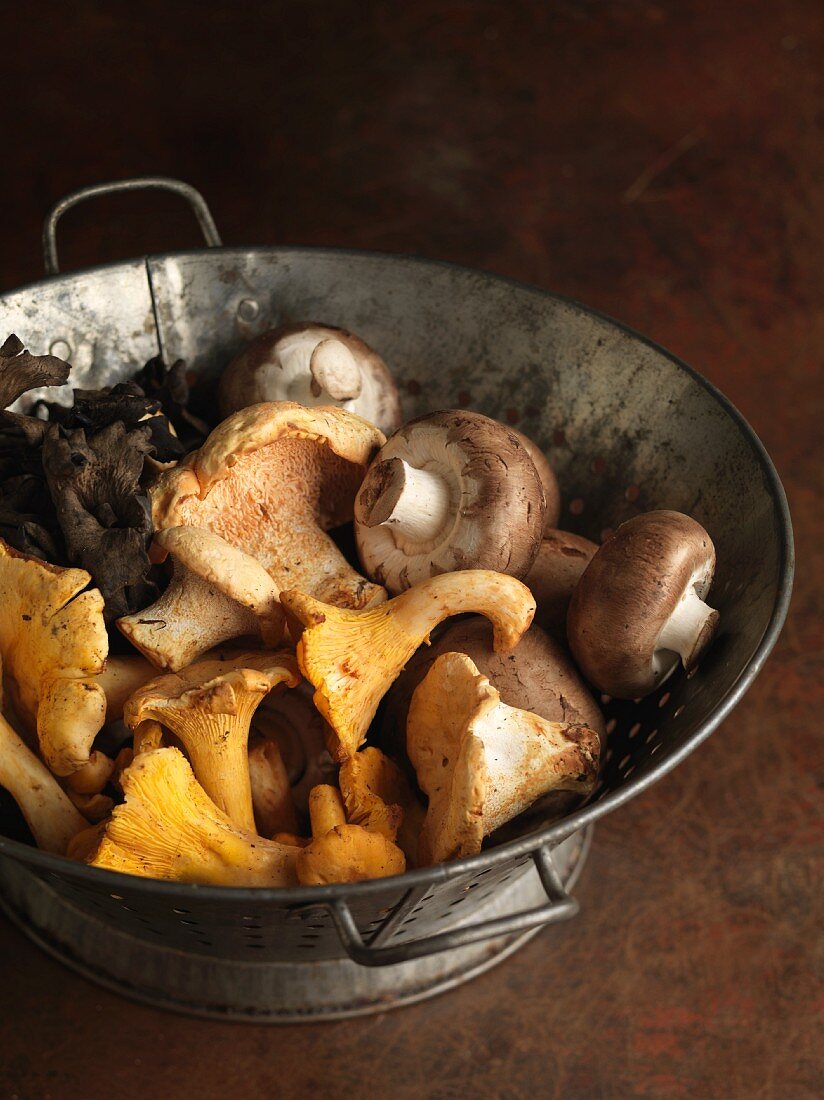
[354,410,546,593]
[296,823,406,885]
[567,510,718,698]
[151,401,387,609]
[381,617,605,755]
[508,427,561,531]
[82,747,301,886]
[524,529,598,637]
[0,539,108,774]
[0,334,70,409]
[282,570,536,761]
[339,746,424,864]
[407,652,599,864]
[218,322,402,437]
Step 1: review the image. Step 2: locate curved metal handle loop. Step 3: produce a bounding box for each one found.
[42,176,222,275]
[330,846,579,968]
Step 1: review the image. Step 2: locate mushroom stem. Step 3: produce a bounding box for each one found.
[309,785,347,836]
[358,458,453,542]
[309,339,363,401]
[654,584,720,676]
[0,712,88,854]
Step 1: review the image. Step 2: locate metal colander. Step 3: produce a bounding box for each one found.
[0,179,793,1022]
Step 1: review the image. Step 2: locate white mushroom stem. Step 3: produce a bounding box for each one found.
[309,338,363,401]
[653,584,719,678]
[359,458,453,542]
[0,712,87,854]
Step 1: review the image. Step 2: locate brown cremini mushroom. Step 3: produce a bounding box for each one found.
[296,784,405,885]
[407,652,599,864]
[124,652,300,831]
[524,529,598,637]
[567,510,720,698]
[151,401,387,609]
[281,569,536,761]
[218,323,402,436]
[118,527,286,670]
[354,410,546,594]
[75,747,300,886]
[382,617,605,755]
[509,426,561,531]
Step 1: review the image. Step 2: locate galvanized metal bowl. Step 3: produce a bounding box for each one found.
[0,180,793,1021]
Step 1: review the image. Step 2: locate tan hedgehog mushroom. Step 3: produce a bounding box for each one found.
[0,711,87,854]
[296,785,405,886]
[408,652,600,865]
[124,652,301,831]
[151,402,387,610]
[0,539,108,775]
[354,411,546,594]
[568,510,720,698]
[339,747,424,866]
[281,570,536,761]
[218,323,402,436]
[74,748,300,886]
[118,527,286,670]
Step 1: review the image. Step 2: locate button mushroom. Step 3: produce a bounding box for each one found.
[381,617,605,756]
[281,569,536,761]
[567,510,720,698]
[354,410,546,594]
[339,747,424,866]
[117,527,286,671]
[408,652,600,865]
[73,747,301,886]
[218,323,402,436]
[296,784,406,885]
[0,710,87,854]
[151,401,387,609]
[0,538,109,776]
[509,426,561,531]
[524,529,599,637]
[124,652,300,831]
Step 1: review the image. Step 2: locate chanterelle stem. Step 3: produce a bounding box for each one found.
[654,584,719,675]
[359,457,453,542]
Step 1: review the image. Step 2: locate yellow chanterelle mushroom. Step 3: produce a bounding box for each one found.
[296,785,406,886]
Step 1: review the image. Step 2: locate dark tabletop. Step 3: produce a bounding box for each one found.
[0,2,821,1098]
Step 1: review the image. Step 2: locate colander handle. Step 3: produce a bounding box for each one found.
[42,177,222,275]
[329,845,579,967]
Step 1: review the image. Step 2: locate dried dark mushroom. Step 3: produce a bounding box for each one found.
[42,421,157,621]
[132,356,211,448]
[0,474,61,560]
[0,334,70,409]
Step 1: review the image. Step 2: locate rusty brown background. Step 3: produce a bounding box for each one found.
[0,1,822,1098]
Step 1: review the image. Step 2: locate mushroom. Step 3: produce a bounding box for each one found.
[151,401,387,610]
[42,420,157,621]
[339,747,424,865]
[509,426,561,531]
[0,538,109,776]
[281,569,536,761]
[74,747,301,886]
[524,529,598,637]
[381,617,605,756]
[567,510,720,698]
[65,789,114,824]
[354,410,546,594]
[0,334,70,409]
[64,750,115,796]
[218,323,402,436]
[117,527,286,671]
[296,784,406,885]
[248,737,300,837]
[251,682,337,816]
[0,711,87,854]
[123,651,301,831]
[408,652,600,865]
[132,355,210,451]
